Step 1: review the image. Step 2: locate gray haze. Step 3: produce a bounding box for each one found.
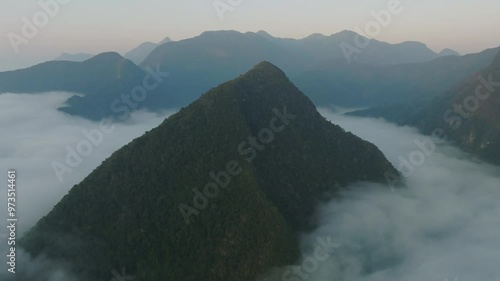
[278,110,500,281]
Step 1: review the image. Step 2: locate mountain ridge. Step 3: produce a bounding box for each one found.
[1,30,496,121]
[21,61,398,281]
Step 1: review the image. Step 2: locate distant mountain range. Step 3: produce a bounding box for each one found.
[439,48,461,57]
[124,36,172,64]
[349,50,500,165]
[254,30,455,65]
[294,46,499,107]
[54,52,94,62]
[21,62,398,281]
[139,30,491,108]
[0,30,496,120]
[53,36,172,65]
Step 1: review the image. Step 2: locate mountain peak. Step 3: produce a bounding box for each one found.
[84,52,124,63]
[200,30,242,37]
[331,30,363,40]
[304,33,327,40]
[256,30,273,38]
[439,48,460,57]
[333,30,358,36]
[397,41,429,49]
[22,61,398,281]
[230,61,297,99]
[54,52,94,62]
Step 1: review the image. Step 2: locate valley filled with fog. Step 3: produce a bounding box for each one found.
[2,94,500,281]
[273,110,500,281]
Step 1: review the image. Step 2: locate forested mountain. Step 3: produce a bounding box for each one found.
[21,62,398,281]
[350,51,500,165]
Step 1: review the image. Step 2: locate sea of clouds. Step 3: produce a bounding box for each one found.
[284,110,500,281]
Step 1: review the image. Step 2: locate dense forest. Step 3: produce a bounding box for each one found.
[349,51,500,165]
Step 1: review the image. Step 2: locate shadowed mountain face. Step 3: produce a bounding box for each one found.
[0,30,496,121]
[350,51,500,165]
[20,62,397,281]
[293,47,499,107]
[124,36,172,65]
[0,52,174,120]
[140,30,498,109]
[439,48,460,57]
[142,30,444,74]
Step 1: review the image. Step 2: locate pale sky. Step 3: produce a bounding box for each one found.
[1,0,499,71]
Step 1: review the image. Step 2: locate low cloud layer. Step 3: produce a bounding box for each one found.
[289,110,500,281]
[0,92,175,280]
[2,96,500,280]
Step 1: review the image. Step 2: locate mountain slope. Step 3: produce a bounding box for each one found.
[1,30,485,120]
[286,30,441,65]
[412,50,500,164]
[140,30,309,107]
[141,30,496,108]
[21,62,398,281]
[0,52,173,120]
[294,46,499,107]
[124,36,172,64]
[54,52,94,62]
[439,48,460,57]
[350,51,500,165]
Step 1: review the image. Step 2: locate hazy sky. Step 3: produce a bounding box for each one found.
[1,0,499,71]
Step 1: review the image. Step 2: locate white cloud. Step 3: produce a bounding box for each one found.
[288,110,500,281]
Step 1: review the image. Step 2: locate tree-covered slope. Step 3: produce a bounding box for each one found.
[21,62,397,281]
[140,30,475,109]
[1,31,497,121]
